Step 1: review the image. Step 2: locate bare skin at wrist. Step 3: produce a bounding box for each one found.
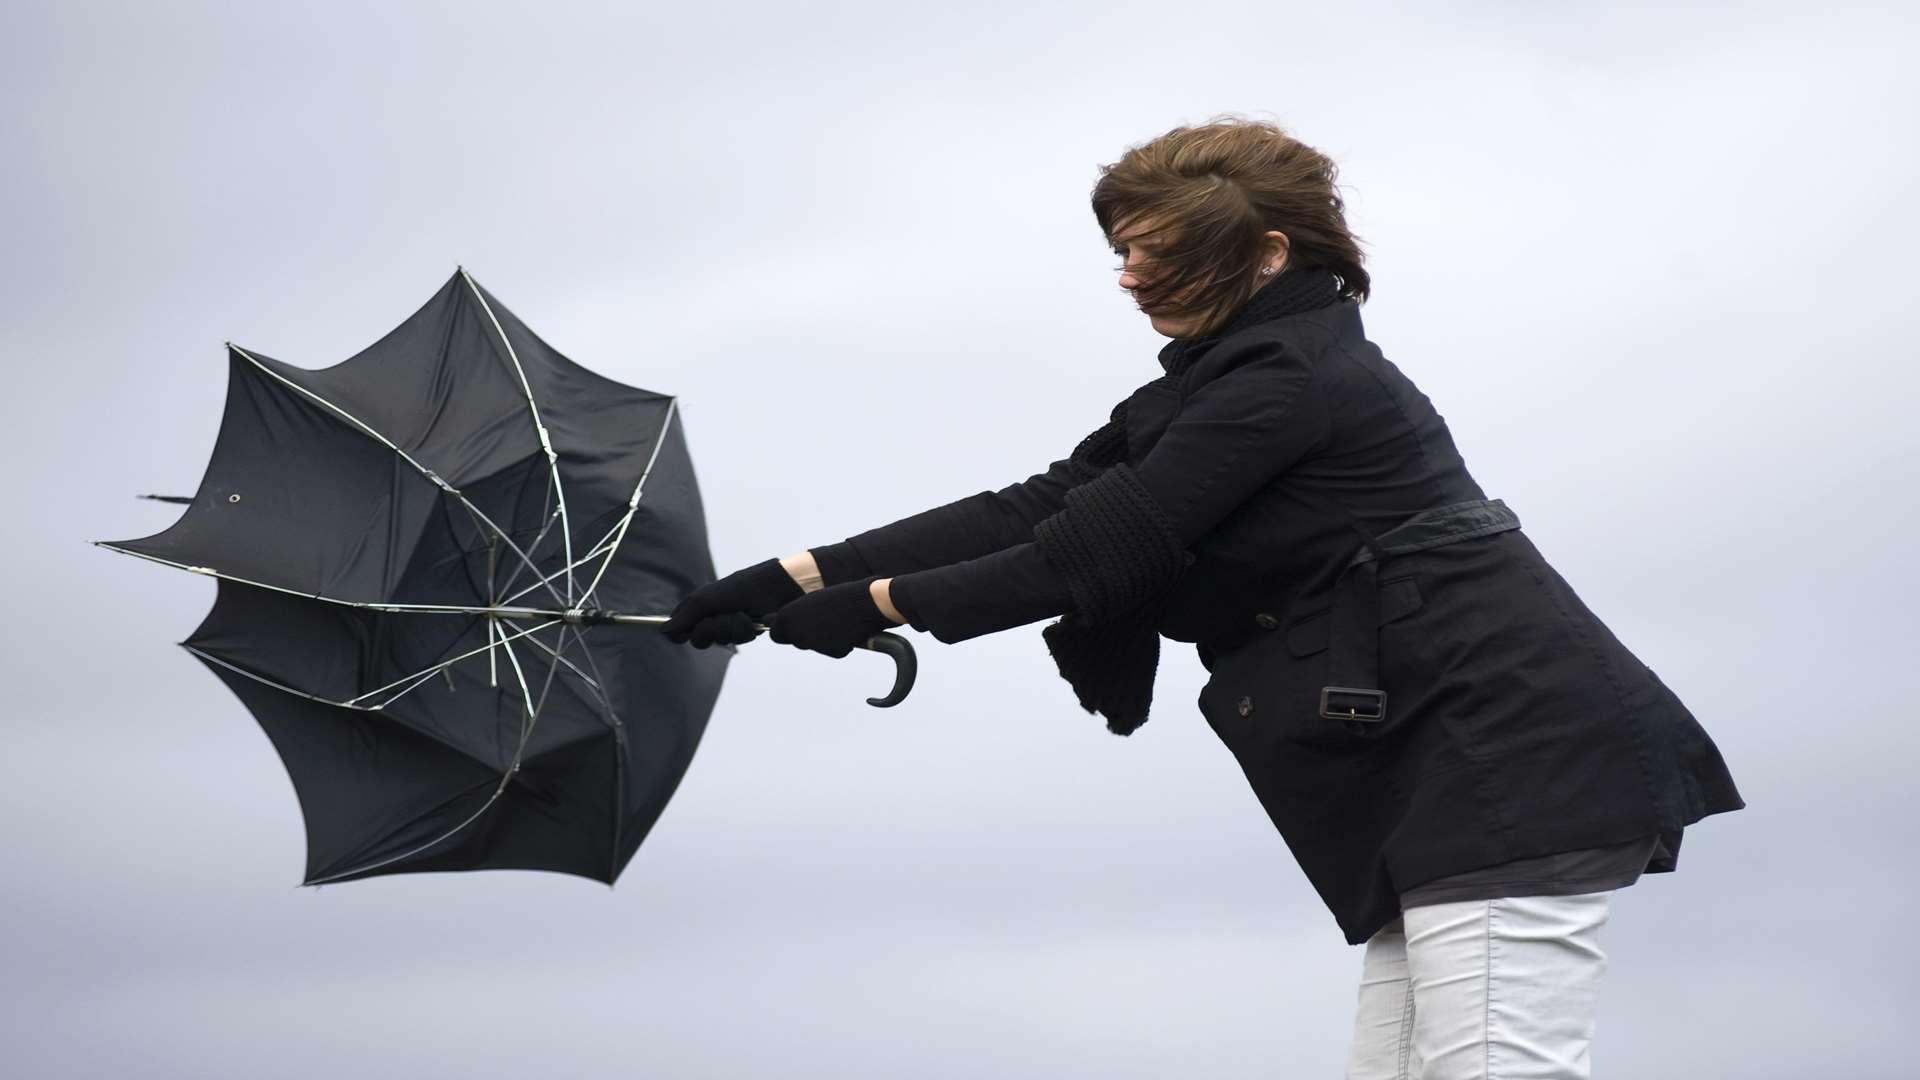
[779,551,905,625]
[869,577,905,625]
[780,551,824,593]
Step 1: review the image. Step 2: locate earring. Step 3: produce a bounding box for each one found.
[1260,266,1275,276]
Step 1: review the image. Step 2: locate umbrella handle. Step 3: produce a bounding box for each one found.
[852,631,917,707]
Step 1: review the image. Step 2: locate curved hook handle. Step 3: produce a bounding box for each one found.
[852,630,916,707]
[666,613,919,708]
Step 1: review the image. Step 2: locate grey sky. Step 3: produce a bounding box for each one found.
[5,2,1915,1076]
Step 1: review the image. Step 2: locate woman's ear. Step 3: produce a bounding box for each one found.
[1263,229,1292,275]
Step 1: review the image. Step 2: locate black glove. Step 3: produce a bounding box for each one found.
[661,558,806,648]
[669,610,764,649]
[764,576,898,659]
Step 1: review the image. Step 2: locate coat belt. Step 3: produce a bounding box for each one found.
[1321,497,1521,728]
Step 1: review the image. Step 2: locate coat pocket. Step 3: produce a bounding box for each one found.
[1197,575,1429,755]
[1282,575,1425,658]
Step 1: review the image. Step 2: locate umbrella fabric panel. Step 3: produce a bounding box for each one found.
[249,273,543,491]
[572,415,714,620]
[202,657,507,884]
[184,577,443,706]
[586,621,732,876]
[109,352,445,603]
[363,730,626,883]
[463,274,677,509]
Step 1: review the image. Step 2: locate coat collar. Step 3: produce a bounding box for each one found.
[1156,266,1345,376]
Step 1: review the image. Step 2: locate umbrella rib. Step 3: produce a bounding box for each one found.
[514,622,619,731]
[486,616,499,688]
[495,531,615,609]
[499,622,617,770]
[579,396,678,606]
[356,619,562,706]
[226,343,569,611]
[528,622,564,728]
[368,611,486,708]
[449,497,505,594]
[182,621,560,714]
[184,646,506,780]
[372,665,463,712]
[491,507,562,604]
[563,627,619,721]
[492,396,676,611]
[304,776,512,886]
[185,645,376,711]
[508,619,601,693]
[494,633,547,772]
[93,544,600,619]
[486,538,500,686]
[459,269,579,607]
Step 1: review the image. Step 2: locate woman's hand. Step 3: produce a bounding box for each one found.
[765,576,902,659]
[660,557,805,648]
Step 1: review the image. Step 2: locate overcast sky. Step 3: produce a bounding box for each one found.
[5,2,1916,1077]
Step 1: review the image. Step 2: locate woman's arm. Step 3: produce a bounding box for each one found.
[784,453,1090,590]
[887,542,1074,640]
[888,342,1331,643]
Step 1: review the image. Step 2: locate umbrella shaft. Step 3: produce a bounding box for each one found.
[469,605,667,626]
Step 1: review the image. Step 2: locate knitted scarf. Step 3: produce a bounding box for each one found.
[1034,266,1345,736]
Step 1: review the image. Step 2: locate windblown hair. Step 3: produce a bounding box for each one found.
[1091,114,1369,336]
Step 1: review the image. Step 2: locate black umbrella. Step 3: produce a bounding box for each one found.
[98,269,914,886]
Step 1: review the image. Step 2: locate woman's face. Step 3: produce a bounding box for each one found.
[1110,222,1213,338]
[1111,218,1291,339]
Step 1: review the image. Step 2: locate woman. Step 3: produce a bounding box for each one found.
[660,116,1745,1078]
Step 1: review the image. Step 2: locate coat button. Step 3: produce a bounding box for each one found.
[1237,695,1254,718]
[1253,612,1279,630]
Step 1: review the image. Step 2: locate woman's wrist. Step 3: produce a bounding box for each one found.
[781,551,825,593]
[805,541,873,588]
[870,577,906,624]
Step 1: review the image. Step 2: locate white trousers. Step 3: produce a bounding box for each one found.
[1344,891,1613,1079]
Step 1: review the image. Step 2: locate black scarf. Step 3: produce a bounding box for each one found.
[1036,266,1345,735]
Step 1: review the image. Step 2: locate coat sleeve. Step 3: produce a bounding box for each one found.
[806,455,1084,586]
[1130,339,1330,548]
[891,342,1330,643]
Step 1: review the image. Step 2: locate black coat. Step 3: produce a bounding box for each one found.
[814,297,1746,945]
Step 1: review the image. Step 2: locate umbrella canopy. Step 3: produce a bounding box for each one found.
[99,269,730,885]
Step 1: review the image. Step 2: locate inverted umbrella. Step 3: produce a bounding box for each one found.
[98,268,914,886]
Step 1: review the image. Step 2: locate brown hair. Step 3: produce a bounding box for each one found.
[1091,114,1369,336]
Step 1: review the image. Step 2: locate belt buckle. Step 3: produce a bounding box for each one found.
[1320,686,1386,723]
